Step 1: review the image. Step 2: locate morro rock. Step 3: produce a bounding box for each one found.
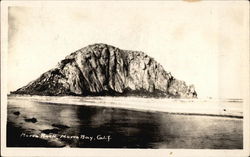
[12,43,197,98]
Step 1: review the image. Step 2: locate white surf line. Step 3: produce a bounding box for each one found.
[8,96,242,118]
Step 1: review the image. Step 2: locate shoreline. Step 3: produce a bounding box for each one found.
[7,95,243,118]
[7,95,243,149]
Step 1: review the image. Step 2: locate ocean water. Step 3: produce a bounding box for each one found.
[7,95,243,149]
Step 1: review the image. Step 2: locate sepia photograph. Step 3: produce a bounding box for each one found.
[1,1,249,157]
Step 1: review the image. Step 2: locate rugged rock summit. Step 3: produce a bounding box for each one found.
[12,43,197,98]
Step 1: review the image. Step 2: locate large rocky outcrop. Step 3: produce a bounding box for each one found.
[12,43,197,98]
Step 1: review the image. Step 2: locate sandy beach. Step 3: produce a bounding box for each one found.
[8,95,243,118]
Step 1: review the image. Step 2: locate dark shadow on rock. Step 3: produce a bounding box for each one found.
[52,124,70,129]
[41,128,60,134]
[24,118,37,123]
[13,111,20,116]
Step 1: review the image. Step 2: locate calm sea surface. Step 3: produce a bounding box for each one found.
[7,96,243,149]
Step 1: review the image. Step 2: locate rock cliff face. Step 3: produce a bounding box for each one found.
[12,43,197,98]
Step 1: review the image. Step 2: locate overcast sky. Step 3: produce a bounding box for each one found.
[7,1,249,99]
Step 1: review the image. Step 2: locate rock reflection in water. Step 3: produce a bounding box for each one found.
[7,99,243,148]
